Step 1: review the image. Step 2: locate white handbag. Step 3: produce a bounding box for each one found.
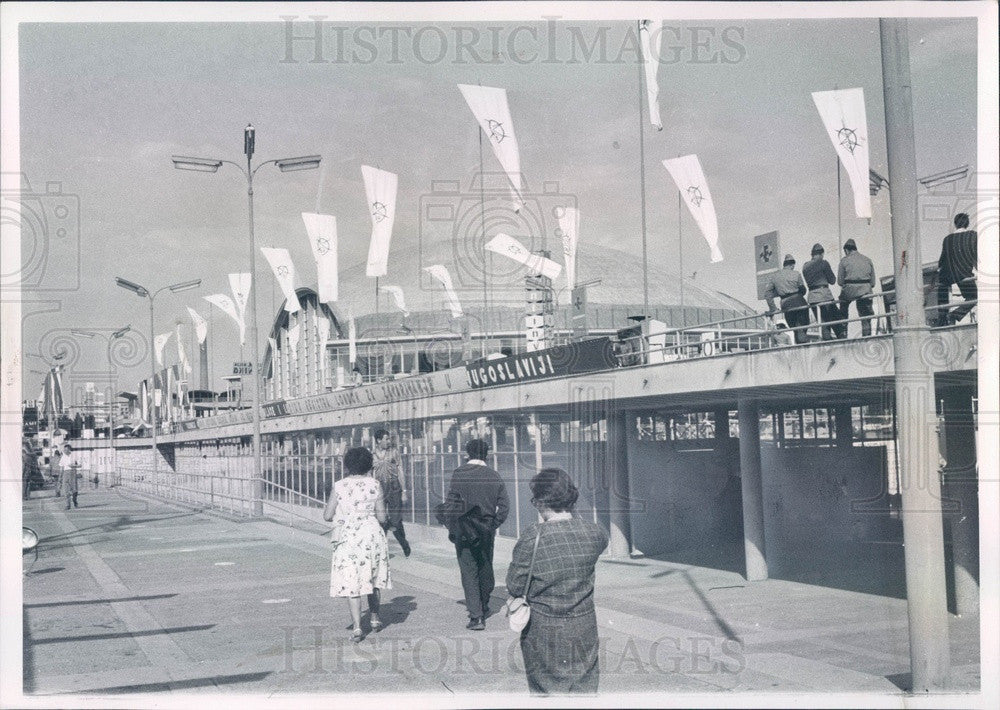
[505,528,542,633]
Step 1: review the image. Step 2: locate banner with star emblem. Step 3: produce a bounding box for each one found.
[639,20,663,131]
[486,233,562,280]
[302,212,338,302]
[557,207,580,291]
[379,284,409,317]
[228,273,252,324]
[261,247,301,313]
[662,155,724,263]
[154,331,173,367]
[203,293,244,345]
[458,84,523,207]
[812,88,871,218]
[424,265,463,318]
[186,307,208,345]
[361,166,397,278]
[753,231,781,300]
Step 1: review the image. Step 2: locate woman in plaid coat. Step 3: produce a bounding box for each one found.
[506,468,609,694]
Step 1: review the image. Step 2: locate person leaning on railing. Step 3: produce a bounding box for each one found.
[802,243,840,341]
[936,212,978,327]
[763,254,810,344]
[837,239,877,338]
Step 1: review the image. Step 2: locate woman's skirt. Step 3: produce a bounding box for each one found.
[520,608,600,694]
[329,518,391,597]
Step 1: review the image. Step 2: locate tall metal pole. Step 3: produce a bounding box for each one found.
[678,190,685,326]
[105,338,114,449]
[148,297,158,491]
[478,126,489,351]
[837,158,843,253]
[637,20,650,317]
[246,138,264,517]
[880,17,950,691]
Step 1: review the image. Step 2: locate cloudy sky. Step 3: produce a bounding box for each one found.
[12,9,980,397]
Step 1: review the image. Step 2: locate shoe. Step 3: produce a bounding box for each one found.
[468,617,485,631]
[370,617,383,633]
[350,628,364,643]
[401,540,411,558]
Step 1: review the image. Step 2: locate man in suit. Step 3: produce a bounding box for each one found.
[937,212,978,326]
[437,438,509,630]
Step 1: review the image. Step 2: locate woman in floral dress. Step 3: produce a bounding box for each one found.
[324,447,391,641]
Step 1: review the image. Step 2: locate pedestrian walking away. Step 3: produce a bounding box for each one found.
[22,438,42,500]
[936,212,978,326]
[506,468,609,695]
[59,443,80,509]
[371,428,411,557]
[324,446,391,643]
[837,238,877,337]
[764,254,810,344]
[802,243,840,341]
[435,438,509,631]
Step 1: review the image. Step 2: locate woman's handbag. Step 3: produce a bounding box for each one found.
[505,527,542,633]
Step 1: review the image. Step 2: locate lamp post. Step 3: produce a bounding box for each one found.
[71,326,130,444]
[173,126,320,516]
[115,277,201,492]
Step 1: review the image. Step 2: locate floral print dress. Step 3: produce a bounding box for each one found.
[329,475,391,597]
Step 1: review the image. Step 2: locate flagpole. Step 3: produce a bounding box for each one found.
[837,157,843,253]
[678,189,685,326]
[478,125,489,356]
[637,20,650,318]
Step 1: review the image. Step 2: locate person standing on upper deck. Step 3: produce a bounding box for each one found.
[371,428,411,557]
[764,255,809,344]
[802,243,839,341]
[936,212,978,326]
[837,239,877,338]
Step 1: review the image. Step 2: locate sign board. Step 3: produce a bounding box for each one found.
[754,231,781,300]
[570,286,588,339]
[233,361,253,375]
[466,337,617,389]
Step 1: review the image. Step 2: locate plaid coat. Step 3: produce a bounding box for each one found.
[506,517,609,617]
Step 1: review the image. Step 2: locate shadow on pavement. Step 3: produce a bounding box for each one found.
[380,595,417,629]
[25,593,179,609]
[59,671,273,695]
[31,624,215,646]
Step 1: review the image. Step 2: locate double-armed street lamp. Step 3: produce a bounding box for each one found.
[71,326,131,446]
[115,277,201,490]
[172,125,320,516]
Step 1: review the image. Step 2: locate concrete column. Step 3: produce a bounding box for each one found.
[737,398,768,581]
[607,410,631,558]
[940,384,979,616]
[835,406,854,447]
[714,408,730,450]
[199,339,209,391]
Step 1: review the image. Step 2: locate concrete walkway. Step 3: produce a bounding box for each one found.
[21,486,980,700]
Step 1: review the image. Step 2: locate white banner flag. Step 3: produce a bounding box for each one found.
[458,84,523,206]
[812,87,871,219]
[175,324,192,375]
[154,331,172,367]
[261,247,301,313]
[424,265,463,318]
[662,155,724,263]
[302,212,338,302]
[379,284,409,317]
[229,273,252,322]
[558,207,580,290]
[204,294,245,345]
[362,166,398,278]
[288,322,301,356]
[348,317,357,364]
[639,20,663,131]
[485,233,562,280]
[186,307,208,345]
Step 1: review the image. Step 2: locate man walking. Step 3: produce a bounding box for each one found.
[936,212,978,326]
[764,254,809,344]
[837,238,877,337]
[802,243,840,341]
[436,438,509,631]
[59,443,80,509]
[371,428,411,557]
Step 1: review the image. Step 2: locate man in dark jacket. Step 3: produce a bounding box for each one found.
[436,438,509,630]
[937,212,978,326]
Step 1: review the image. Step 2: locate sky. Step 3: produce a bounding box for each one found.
[12,11,981,400]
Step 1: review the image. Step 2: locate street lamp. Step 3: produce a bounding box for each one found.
[173,124,320,516]
[71,326,130,446]
[116,277,201,492]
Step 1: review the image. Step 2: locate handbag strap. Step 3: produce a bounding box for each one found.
[522,527,543,600]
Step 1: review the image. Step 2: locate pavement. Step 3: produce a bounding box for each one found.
[19,485,982,701]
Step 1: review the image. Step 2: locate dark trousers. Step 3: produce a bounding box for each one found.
[65,492,78,510]
[390,521,408,547]
[812,302,841,341]
[455,534,495,619]
[938,278,977,325]
[783,306,810,344]
[840,294,875,337]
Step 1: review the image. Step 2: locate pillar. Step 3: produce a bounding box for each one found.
[835,406,854,447]
[199,339,209,391]
[607,410,632,558]
[737,398,768,581]
[940,383,979,616]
